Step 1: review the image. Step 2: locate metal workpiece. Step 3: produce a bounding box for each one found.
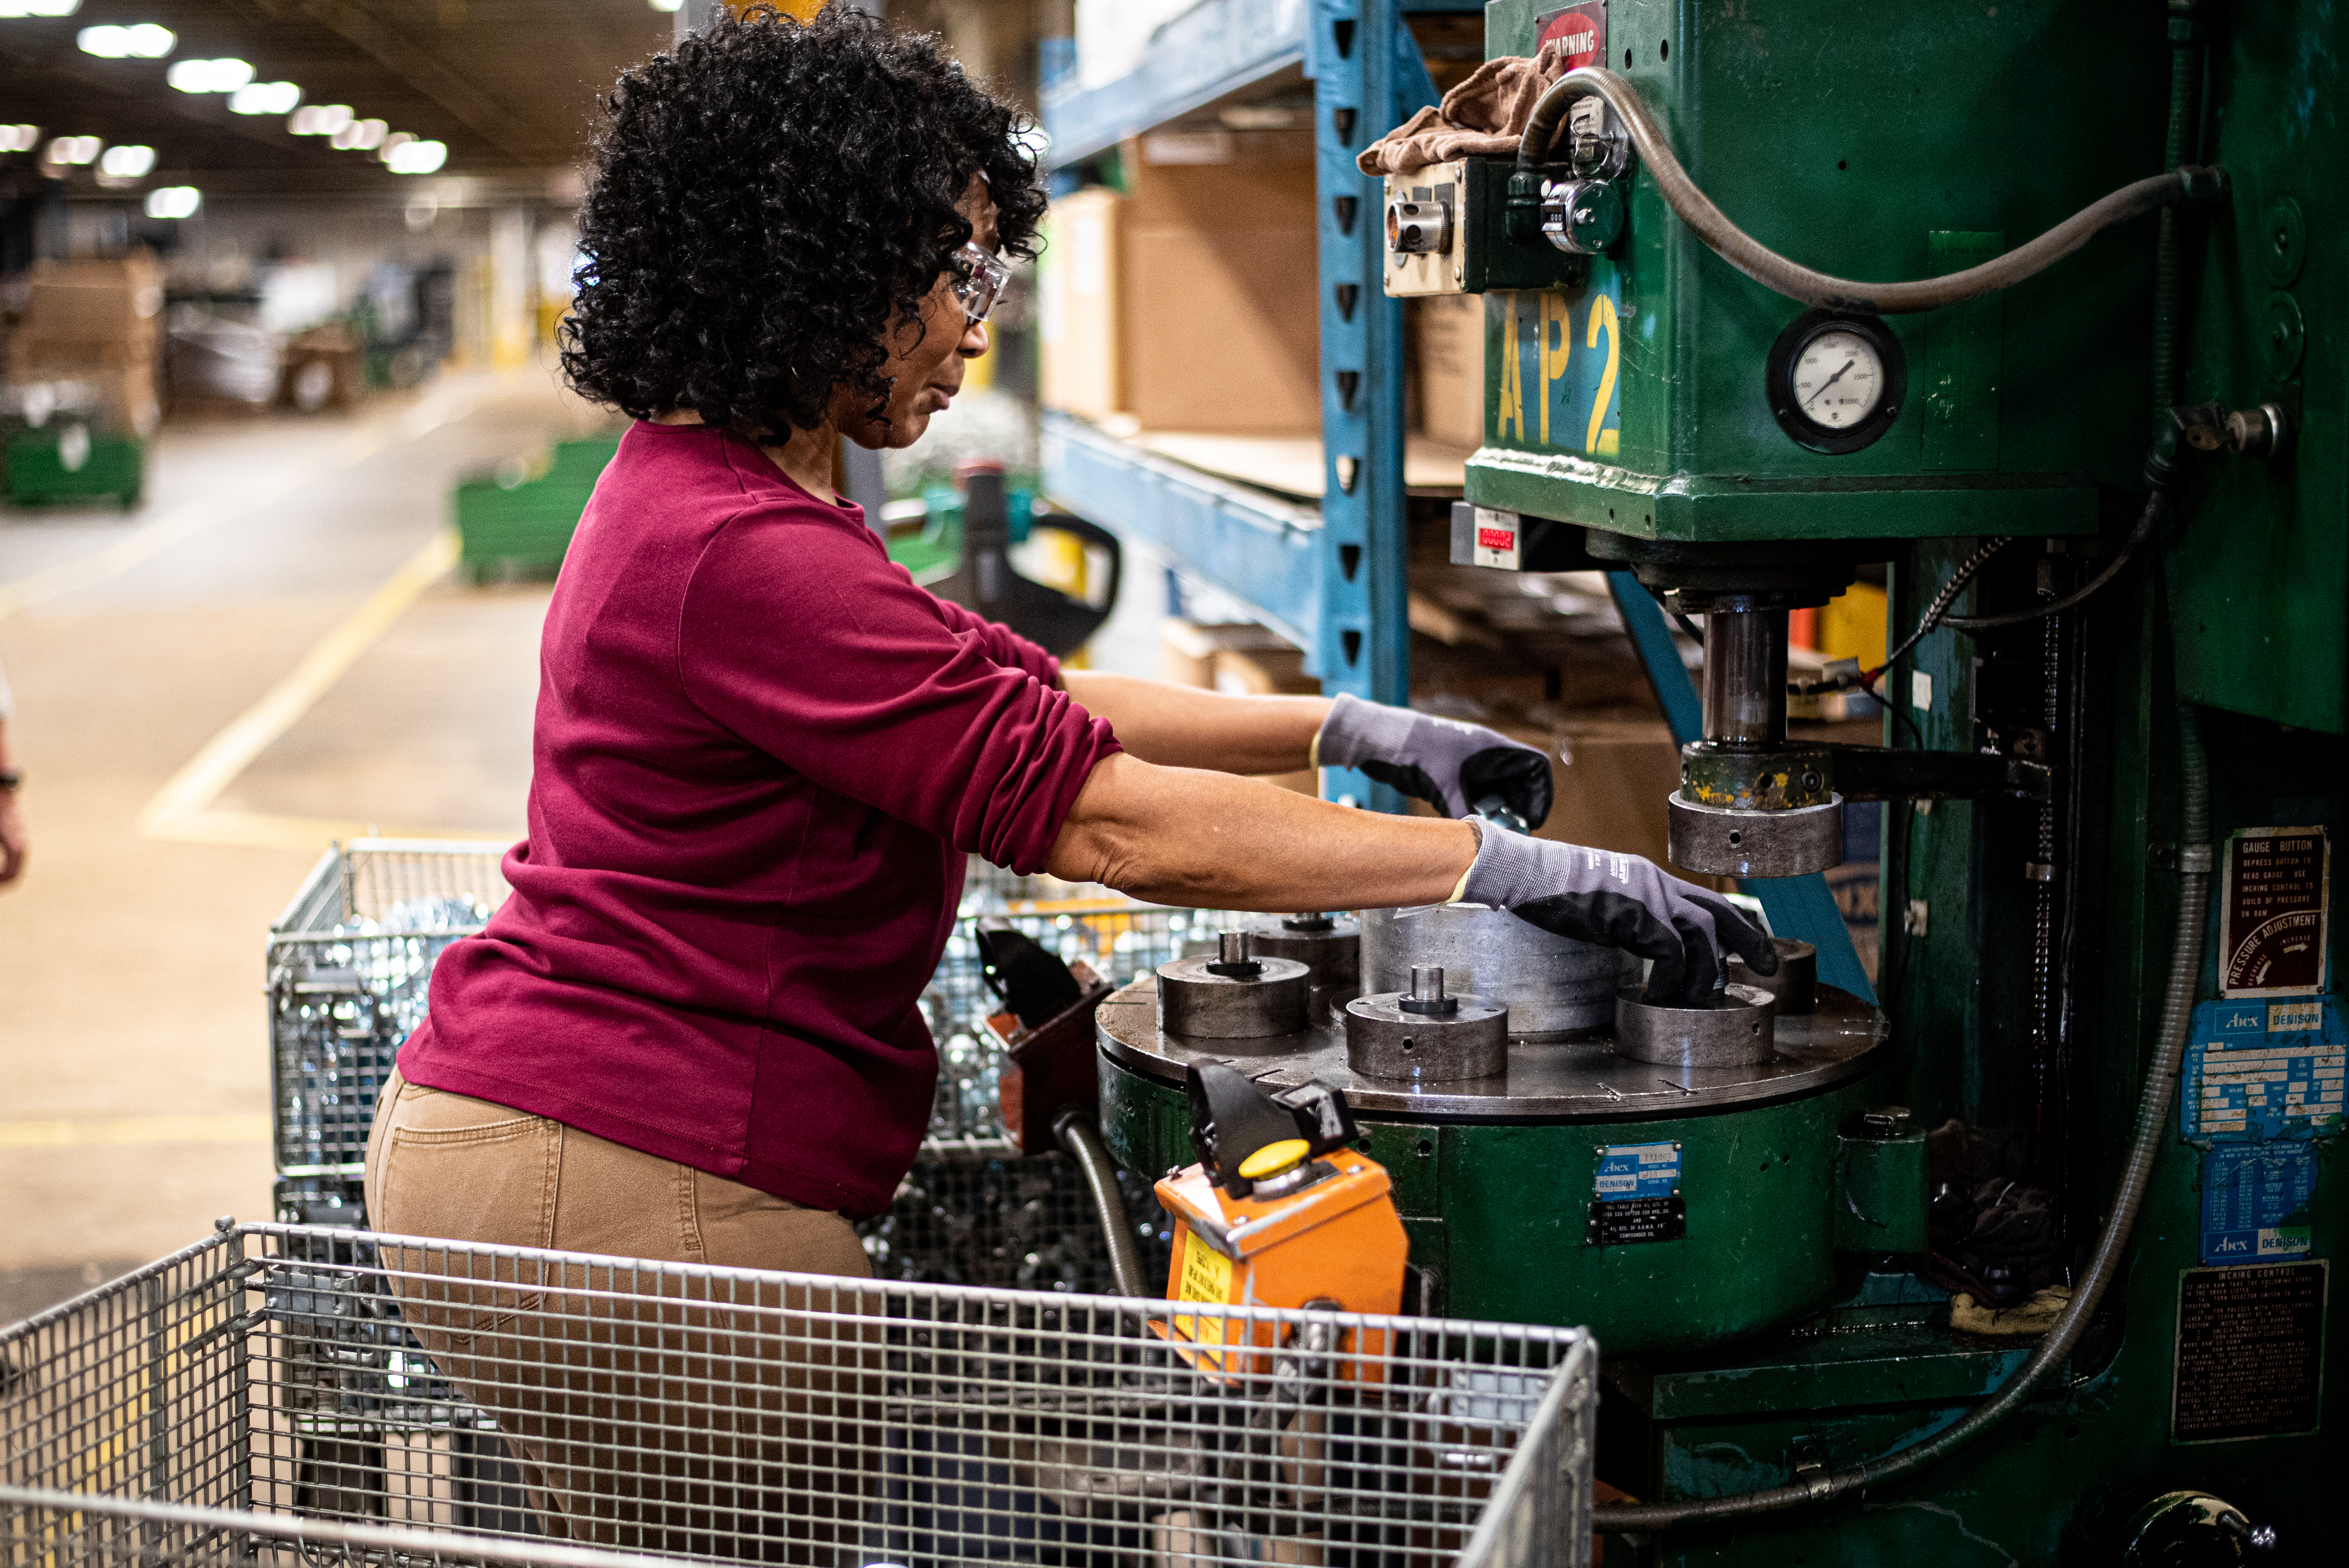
[1100,974,1884,1120]
[1361,903,1630,1038]
[1345,969,1510,1083]
[1729,938,1819,1014]
[1244,912,1362,1020]
[1613,984,1778,1069]
[1700,609,1791,749]
[1667,792,1845,878]
[1155,935,1310,1039]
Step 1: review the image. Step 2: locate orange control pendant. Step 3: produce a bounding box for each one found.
[1153,1149,1410,1383]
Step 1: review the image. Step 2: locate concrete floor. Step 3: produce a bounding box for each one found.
[0,367,598,1314]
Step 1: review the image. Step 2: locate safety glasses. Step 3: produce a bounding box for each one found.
[950,240,1012,325]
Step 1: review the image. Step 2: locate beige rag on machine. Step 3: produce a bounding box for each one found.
[1355,42,1571,175]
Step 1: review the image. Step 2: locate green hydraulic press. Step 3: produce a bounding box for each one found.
[1090,1,2342,1560]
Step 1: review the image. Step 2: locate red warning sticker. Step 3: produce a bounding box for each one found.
[1536,3,1608,71]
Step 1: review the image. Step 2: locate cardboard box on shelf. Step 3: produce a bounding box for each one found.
[1413,293,1484,449]
[1157,619,1299,689]
[1039,186,1125,421]
[1122,132,1319,435]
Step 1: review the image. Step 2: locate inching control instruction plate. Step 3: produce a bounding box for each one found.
[2180,997,2345,1141]
[2172,1262,2326,1443]
[1587,1140,1685,1246]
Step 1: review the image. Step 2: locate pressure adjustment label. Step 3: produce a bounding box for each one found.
[1587,1141,1685,1247]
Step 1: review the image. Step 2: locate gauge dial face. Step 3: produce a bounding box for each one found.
[1789,328,1886,430]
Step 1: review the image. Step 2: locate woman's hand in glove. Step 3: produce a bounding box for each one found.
[1314,693,1554,827]
[1458,822,1777,1004]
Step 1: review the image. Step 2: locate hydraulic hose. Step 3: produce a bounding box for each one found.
[1055,1109,1152,1299]
[1518,67,2209,315]
[1600,707,2210,1533]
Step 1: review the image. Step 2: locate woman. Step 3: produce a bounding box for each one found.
[364,7,1765,1550]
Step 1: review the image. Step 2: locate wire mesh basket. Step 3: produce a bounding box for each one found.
[268,840,511,1177]
[266,843,1219,1293]
[0,1225,1595,1568]
[270,841,1229,1170]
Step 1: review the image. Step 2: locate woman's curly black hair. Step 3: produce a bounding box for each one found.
[561,5,1046,443]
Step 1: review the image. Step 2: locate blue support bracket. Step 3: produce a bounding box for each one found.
[1312,0,1439,810]
[1606,572,1878,1003]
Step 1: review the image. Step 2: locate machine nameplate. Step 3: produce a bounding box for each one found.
[1588,1142,1684,1245]
[2172,1262,2326,1444]
[2220,826,2330,996]
[1587,1196,1685,1247]
[2199,1144,2316,1266]
[2179,997,2345,1141]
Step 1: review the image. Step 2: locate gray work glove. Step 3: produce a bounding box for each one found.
[1459,822,1778,1005]
[1316,693,1553,827]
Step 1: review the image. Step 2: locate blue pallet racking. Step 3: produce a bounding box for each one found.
[1041,0,1478,809]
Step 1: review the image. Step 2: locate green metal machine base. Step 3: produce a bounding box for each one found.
[1102,1049,1889,1354]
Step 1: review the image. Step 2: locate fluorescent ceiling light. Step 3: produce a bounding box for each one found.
[386,138,447,175]
[43,135,101,165]
[0,0,84,17]
[648,0,683,11]
[77,23,172,56]
[0,125,39,153]
[230,80,300,115]
[166,58,253,94]
[97,143,154,178]
[76,23,164,56]
[288,103,353,136]
[331,117,387,151]
[145,185,200,219]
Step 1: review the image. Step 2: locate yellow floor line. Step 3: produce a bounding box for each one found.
[0,374,511,625]
[0,1115,271,1148]
[140,528,462,841]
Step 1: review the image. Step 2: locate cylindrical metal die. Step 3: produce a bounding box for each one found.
[1613,983,1777,1067]
[1245,913,1362,1019]
[1666,792,1844,878]
[1157,954,1311,1038]
[1345,989,1509,1082]
[1360,904,1627,1038]
[1728,937,1818,1014]
[1700,609,1790,750]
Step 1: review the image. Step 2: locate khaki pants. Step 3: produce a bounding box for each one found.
[363,1067,881,1562]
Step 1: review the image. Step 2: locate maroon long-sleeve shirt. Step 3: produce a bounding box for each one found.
[398,422,1119,1217]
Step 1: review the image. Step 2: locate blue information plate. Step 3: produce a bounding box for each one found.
[2199,1144,2317,1265]
[2180,997,2346,1141]
[1594,1141,1681,1200]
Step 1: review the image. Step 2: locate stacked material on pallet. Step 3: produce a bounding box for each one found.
[7,252,162,439]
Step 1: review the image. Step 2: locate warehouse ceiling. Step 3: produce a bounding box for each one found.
[0,0,675,200]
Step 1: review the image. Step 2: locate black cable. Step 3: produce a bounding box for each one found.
[1940,491,2167,631]
[1671,611,1704,646]
[1878,536,2013,672]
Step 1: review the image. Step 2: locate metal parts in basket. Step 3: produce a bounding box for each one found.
[0,1224,1600,1568]
[268,839,509,1175]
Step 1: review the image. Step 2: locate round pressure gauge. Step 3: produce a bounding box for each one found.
[1765,310,1906,454]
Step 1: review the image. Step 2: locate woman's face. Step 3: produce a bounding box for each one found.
[835,175,997,451]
